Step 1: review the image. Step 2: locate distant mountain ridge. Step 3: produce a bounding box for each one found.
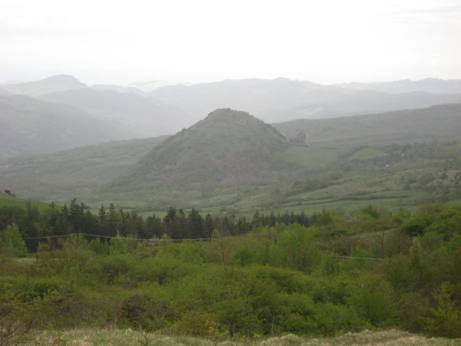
[150,78,461,123]
[339,78,461,94]
[0,94,124,159]
[2,75,188,138]
[2,75,86,97]
[4,75,461,141]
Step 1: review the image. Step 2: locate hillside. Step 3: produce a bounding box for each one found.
[274,103,461,147]
[0,94,125,159]
[150,78,461,123]
[107,109,291,198]
[0,136,167,201]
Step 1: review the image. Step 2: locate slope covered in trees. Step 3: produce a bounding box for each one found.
[0,136,167,201]
[107,108,292,197]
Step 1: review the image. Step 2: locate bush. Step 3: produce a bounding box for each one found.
[120,291,173,331]
[171,311,219,337]
[425,284,461,337]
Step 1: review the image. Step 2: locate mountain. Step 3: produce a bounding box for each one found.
[0,109,292,205]
[0,136,167,201]
[2,75,86,97]
[150,78,461,123]
[40,88,188,137]
[106,108,291,197]
[274,103,461,147]
[0,94,125,159]
[340,78,461,95]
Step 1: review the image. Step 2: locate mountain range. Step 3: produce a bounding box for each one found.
[2,75,461,159]
[1,105,461,211]
[150,78,461,123]
[1,75,188,142]
[2,74,461,212]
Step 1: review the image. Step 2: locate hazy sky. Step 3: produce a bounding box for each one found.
[1,0,461,85]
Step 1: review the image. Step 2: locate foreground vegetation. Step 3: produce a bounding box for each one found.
[1,202,461,344]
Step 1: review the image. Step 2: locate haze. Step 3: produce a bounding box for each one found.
[2,0,461,85]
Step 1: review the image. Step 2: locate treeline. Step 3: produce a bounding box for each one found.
[0,199,311,250]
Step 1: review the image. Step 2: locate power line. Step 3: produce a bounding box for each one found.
[23,233,210,242]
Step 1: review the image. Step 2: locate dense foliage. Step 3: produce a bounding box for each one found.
[1,202,461,343]
[0,199,310,251]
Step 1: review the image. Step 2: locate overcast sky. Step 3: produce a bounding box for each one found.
[1,0,461,85]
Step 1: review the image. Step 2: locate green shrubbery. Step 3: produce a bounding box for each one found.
[0,205,461,341]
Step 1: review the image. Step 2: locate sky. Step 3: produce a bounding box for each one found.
[1,0,461,85]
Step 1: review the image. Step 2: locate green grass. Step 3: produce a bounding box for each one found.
[275,146,344,169]
[29,328,461,346]
[349,147,387,161]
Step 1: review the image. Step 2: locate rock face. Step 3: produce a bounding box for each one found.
[108,108,289,194]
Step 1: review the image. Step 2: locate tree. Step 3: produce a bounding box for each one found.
[426,284,461,337]
[0,224,27,256]
[187,209,204,239]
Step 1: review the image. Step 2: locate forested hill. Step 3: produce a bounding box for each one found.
[0,136,168,201]
[107,108,291,195]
